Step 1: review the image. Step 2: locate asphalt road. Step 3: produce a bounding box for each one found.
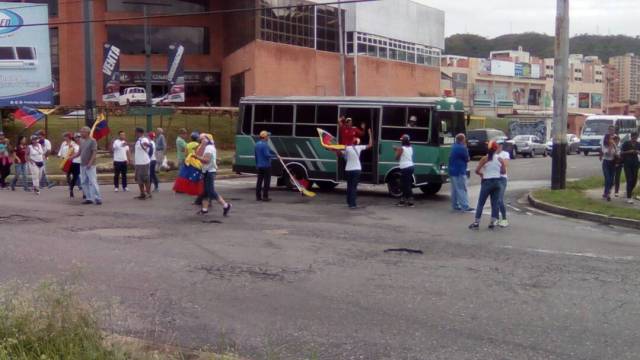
[1,154,639,360]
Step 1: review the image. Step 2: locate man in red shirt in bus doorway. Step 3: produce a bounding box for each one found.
[338,115,365,145]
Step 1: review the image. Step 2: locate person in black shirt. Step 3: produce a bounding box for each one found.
[620,132,640,204]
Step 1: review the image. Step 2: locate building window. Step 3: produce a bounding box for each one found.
[106,0,208,14]
[106,25,210,55]
[346,32,441,68]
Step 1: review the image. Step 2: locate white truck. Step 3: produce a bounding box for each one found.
[118,87,147,106]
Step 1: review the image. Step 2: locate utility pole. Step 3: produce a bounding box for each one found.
[143,4,152,132]
[551,0,569,190]
[83,0,96,127]
[337,0,346,96]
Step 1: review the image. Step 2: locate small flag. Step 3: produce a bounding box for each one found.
[317,128,345,151]
[90,113,110,141]
[14,107,45,129]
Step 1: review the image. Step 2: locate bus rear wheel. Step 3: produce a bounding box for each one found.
[282,165,313,191]
[386,171,403,198]
[420,183,442,196]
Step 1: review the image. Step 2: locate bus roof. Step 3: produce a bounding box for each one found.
[240,96,465,110]
[585,115,638,121]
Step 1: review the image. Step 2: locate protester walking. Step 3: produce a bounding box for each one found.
[10,136,29,192]
[620,132,640,204]
[448,133,473,212]
[395,134,415,207]
[37,131,54,188]
[148,131,159,192]
[612,135,623,197]
[26,135,45,195]
[601,134,618,201]
[0,132,11,189]
[255,131,274,201]
[195,134,232,216]
[155,128,166,170]
[72,133,83,194]
[112,130,130,192]
[58,132,80,198]
[496,139,510,227]
[133,128,152,200]
[176,128,188,169]
[342,129,373,209]
[76,127,102,205]
[469,141,506,230]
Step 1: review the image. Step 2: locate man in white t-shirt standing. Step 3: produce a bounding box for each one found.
[37,131,55,189]
[112,131,130,192]
[342,128,373,209]
[496,140,510,227]
[133,127,152,200]
[195,133,232,216]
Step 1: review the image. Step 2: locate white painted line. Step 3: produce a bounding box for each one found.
[501,246,636,261]
[507,204,521,212]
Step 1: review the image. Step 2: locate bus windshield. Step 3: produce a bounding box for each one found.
[438,111,466,145]
[582,120,613,136]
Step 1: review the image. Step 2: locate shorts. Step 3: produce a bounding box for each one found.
[135,164,150,184]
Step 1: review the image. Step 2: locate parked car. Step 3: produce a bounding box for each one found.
[118,87,147,106]
[514,135,547,157]
[467,128,508,157]
[545,134,581,154]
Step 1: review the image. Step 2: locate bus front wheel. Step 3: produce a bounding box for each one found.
[420,183,442,196]
[386,172,403,198]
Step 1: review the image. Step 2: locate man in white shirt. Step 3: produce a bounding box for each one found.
[38,131,55,189]
[112,130,130,192]
[342,128,373,209]
[195,134,232,216]
[133,127,152,199]
[496,140,510,227]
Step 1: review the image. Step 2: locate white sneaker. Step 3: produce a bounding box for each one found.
[498,219,509,228]
[114,188,119,192]
[123,187,128,192]
[627,199,634,204]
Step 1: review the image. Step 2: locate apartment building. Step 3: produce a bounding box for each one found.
[608,53,640,104]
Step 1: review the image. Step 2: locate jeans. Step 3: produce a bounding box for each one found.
[11,163,28,190]
[256,167,271,200]
[400,166,414,201]
[150,160,158,190]
[80,165,102,202]
[602,160,616,196]
[113,161,128,189]
[69,163,81,192]
[624,162,639,199]
[614,164,623,194]
[203,171,219,202]
[450,174,470,211]
[474,178,502,222]
[39,163,50,188]
[498,177,508,220]
[28,163,43,190]
[345,170,361,208]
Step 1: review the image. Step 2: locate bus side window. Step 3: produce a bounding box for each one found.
[241,105,252,135]
[254,105,273,123]
[408,107,429,128]
[383,106,406,126]
[255,105,293,136]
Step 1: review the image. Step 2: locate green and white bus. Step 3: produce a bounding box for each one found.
[233,96,466,197]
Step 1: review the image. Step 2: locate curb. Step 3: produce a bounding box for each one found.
[527,192,640,230]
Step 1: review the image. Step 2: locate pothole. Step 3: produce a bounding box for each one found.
[192,263,312,282]
[75,228,158,238]
[0,215,47,224]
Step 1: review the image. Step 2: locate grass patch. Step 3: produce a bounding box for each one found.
[533,176,640,221]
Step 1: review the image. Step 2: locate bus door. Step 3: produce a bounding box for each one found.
[338,106,381,183]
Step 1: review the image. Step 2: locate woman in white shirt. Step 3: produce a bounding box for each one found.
[469,141,507,230]
[26,135,45,195]
[195,134,232,216]
[342,128,373,209]
[394,134,415,207]
[601,134,618,201]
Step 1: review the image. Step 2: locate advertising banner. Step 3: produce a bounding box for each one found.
[568,93,578,108]
[102,43,121,102]
[591,93,602,109]
[491,60,515,77]
[579,92,590,108]
[166,43,185,103]
[0,3,53,106]
[479,59,491,75]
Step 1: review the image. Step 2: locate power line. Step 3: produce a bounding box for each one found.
[0,0,378,28]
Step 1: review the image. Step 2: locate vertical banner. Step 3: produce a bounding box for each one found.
[167,43,185,103]
[102,43,121,102]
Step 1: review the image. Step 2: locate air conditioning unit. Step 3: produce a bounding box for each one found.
[0,46,38,69]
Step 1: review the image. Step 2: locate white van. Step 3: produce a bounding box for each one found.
[579,115,638,156]
[118,87,147,106]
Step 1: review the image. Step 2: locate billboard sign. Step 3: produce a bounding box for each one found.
[0,3,53,106]
[166,43,185,103]
[568,93,578,108]
[102,43,121,102]
[491,60,515,77]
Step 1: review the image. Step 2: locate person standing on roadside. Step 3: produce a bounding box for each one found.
[448,133,474,213]
[496,140,510,227]
[620,132,640,204]
[133,127,152,200]
[26,135,45,195]
[176,128,188,170]
[195,134,232,216]
[342,128,373,209]
[601,134,617,201]
[10,136,29,192]
[37,131,54,189]
[469,141,506,230]
[612,135,623,198]
[395,134,415,207]
[148,131,159,192]
[112,130,130,192]
[254,131,274,201]
[58,132,80,198]
[76,127,102,205]
[155,128,166,169]
[0,132,11,189]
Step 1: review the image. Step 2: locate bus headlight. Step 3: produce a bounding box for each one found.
[439,164,448,174]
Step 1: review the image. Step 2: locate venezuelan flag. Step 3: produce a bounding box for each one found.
[14,107,45,129]
[317,128,345,151]
[90,113,110,141]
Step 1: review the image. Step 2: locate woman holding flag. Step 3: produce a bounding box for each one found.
[173,132,204,195]
[58,132,80,198]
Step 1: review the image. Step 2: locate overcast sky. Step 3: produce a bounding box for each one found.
[416,0,640,38]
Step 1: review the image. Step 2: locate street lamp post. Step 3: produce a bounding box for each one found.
[83,0,96,127]
[551,0,570,190]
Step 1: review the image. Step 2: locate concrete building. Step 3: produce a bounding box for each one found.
[3,0,444,107]
[608,53,640,104]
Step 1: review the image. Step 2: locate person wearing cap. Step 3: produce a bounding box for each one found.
[75,126,102,205]
[469,141,506,230]
[395,134,415,207]
[448,133,474,213]
[255,130,275,201]
[112,130,130,193]
[148,131,159,192]
[195,133,232,216]
[338,116,364,146]
[58,132,80,198]
[133,127,152,199]
[408,115,418,128]
[26,135,45,195]
[496,140,511,227]
[10,135,29,192]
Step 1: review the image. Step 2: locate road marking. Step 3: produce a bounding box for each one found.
[507,204,521,212]
[501,246,636,261]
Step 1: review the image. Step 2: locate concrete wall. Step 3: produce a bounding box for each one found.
[353,56,441,97]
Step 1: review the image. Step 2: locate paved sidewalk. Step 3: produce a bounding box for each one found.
[585,188,640,209]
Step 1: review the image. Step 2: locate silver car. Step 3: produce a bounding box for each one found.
[514,135,548,157]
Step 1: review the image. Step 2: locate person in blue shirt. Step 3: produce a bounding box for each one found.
[449,133,474,212]
[255,131,275,201]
